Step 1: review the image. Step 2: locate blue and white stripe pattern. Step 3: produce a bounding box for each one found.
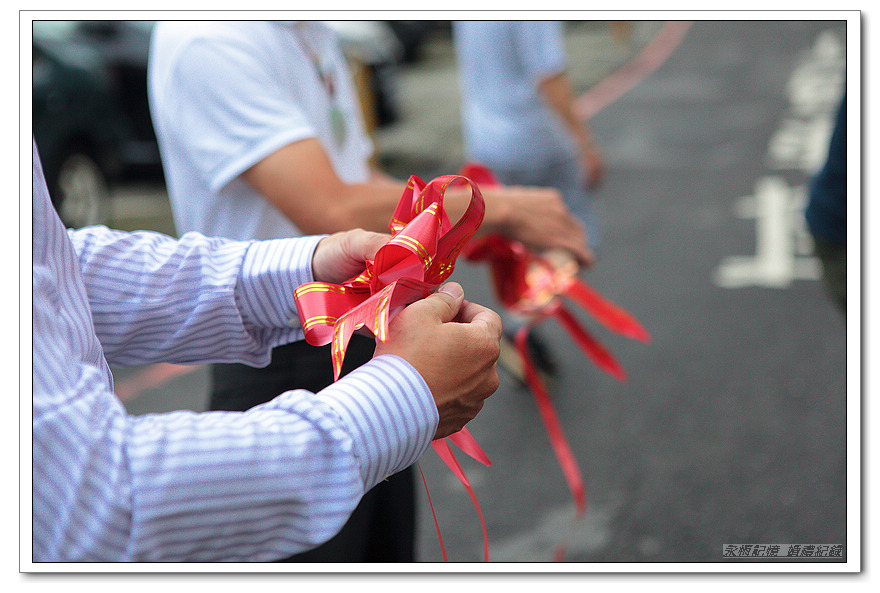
[31,141,437,562]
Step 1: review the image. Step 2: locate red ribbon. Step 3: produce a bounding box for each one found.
[459,163,651,561]
[294,174,492,561]
[295,174,485,379]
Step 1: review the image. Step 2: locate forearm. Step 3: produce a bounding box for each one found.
[442,185,511,237]
[71,227,321,367]
[302,182,411,235]
[443,183,593,265]
[33,353,436,561]
[124,354,436,561]
[245,136,588,261]
[282,175,515,243]
[539,72,604,190]
[539,72,597,151]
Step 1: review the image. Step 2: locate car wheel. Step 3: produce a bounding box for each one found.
[54,150,110,228]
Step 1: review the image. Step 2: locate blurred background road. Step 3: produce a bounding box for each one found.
[33,18,852,565]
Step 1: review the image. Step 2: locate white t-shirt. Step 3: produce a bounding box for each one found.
[149,21,374,240]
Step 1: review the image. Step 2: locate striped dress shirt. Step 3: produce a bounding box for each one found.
[31,141,438,562]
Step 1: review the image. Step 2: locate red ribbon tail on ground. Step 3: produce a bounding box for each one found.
[418,463,448,562]
[431,438,491,562]
[514,322,587,561]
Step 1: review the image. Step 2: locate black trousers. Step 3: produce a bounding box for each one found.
[210,335,416,562]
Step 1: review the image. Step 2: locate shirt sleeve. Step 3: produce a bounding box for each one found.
[70,227,323,368]
[151,27,316,194]
[121,354,436,562]
[33,334,436,562]
[36,222,437,563]
[514,21,568,82]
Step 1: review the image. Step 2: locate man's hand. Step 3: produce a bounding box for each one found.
[311,229,390,284]
[445,184,594,268]
[374,282,502,440]
[492,186,596,268]
[579,142,605,191]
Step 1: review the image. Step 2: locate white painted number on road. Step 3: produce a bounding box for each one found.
[714,28,844,289]
[714,176,820,288]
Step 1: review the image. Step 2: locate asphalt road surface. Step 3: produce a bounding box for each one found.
[111,20,852,566]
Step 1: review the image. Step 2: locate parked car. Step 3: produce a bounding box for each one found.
[32,20,160,228]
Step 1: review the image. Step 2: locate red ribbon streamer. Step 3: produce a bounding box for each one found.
[459,162,651,561]
[294,174,492,561]
[419,427,492,563]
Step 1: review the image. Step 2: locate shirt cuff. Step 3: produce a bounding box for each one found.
[316,354,439,489]
[237,235,326,330]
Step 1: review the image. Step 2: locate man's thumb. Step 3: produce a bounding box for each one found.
[420,282,464,322]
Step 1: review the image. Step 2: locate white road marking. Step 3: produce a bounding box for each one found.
[487,502,613,562]
[715,28,843,290]
[714,176,821,288]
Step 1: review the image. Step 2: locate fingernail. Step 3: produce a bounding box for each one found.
[438,282,464,300]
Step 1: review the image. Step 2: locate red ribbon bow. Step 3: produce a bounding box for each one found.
[294,174,493,561]
[460,163,651,561]
[295,174,485,379]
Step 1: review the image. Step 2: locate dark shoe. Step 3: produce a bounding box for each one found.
[498,331,557,387]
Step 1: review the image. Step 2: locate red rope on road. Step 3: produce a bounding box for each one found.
[575,21,692,120]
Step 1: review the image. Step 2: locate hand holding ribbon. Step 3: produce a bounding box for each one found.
[295,174,485,380]
[294,174,495,561]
